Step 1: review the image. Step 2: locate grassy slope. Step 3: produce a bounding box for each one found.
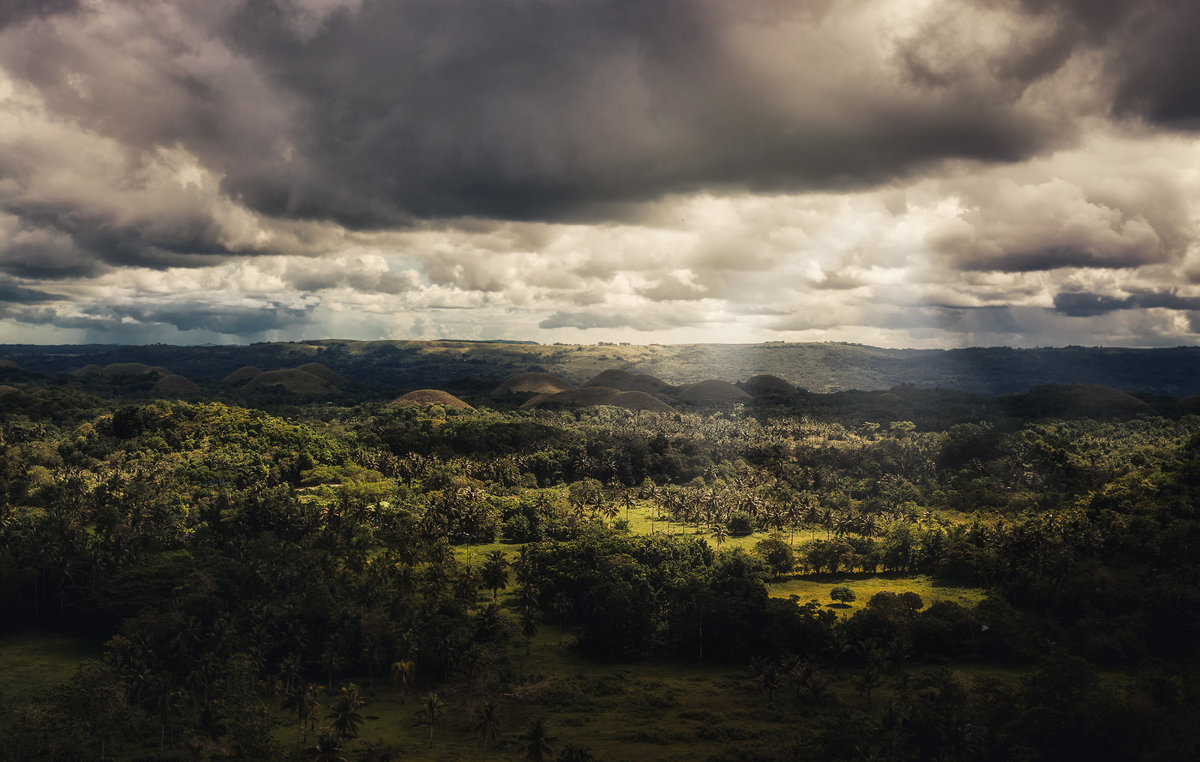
[0,633,100,724]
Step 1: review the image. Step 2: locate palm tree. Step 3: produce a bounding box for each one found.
[390,660,414,703]
[283,681,321,749]
[328,683,364,740]
[481,550,509,601]
[711,524,729,549]
[471,700,501,761]
[420,691,445,748]
[521,718,555,762]
[549,592,571,646]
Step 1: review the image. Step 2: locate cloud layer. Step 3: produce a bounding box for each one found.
[1,0,1199,347]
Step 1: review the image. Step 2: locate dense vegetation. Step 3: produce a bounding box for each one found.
[2,382,1200,760]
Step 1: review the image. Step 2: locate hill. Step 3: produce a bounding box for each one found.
[491,372,575,396]
[392,389,474,410]
[739,374,796,397]
[1007,384,1151,418]
[242,368,340,396]
[522,386,677,413]
[222,366,263,385]
[295,362,351,387]
[677,379,753,404]
[585,369,674,394]
[154,375,202,398]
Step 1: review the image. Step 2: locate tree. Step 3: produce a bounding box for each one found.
[471,700,501,761]
[831,586,856,605]
[522,718,555,762]
[420,691,445,748]
[754,535,795,578]
[481,551,509,601]
[390,660,414,703]
[327,683,364,740]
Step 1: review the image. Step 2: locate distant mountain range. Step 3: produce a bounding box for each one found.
[3,340,1200,397]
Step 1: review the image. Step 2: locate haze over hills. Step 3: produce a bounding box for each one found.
[4,340,1200,397]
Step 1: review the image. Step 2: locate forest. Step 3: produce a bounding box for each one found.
[2,365,1200,760]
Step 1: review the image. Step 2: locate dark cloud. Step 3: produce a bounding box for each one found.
[1052,290,1200,317]
[953,0,1200,130]
[0,0,1093,229]
[0,203,237,278]
[11,301,312,335]
[0,0,79,30]
[539,306,711,331]
[0,277,55,303]
[1108,2,1200,128]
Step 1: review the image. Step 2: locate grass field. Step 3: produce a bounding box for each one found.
[766,573,989,617]
[0,632,99,719]
[271,619,839,762]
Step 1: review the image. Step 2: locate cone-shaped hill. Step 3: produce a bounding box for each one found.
[678,379,753,404]
[1010,384,1150,418]
[242,368,340,396]
[739,374,796,397]
[392,389,474,410]
[222,366,264,385]
[585,369,673,394]
[0,358,32,383]
[296,362,352,387]
[491,372,575,396]
[522,386,677,413]
[154,374,202,398]
[74,362,169,379]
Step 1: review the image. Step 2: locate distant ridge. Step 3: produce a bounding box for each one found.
[6,341,1200,396]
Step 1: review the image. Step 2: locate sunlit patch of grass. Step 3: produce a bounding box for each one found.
[766,574,988,617]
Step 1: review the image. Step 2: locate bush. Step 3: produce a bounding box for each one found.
[727,513,755,536]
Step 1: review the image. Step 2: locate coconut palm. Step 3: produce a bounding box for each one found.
[521,718,555,762]
[389,660,414,703]
[481,551,509,601]
[420,691,445,748]
[327,683,364,740]
[471,700,501,761]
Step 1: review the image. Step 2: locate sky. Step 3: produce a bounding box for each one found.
[1,0,1199,348]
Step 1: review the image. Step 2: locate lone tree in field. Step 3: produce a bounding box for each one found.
[830,586,856,605]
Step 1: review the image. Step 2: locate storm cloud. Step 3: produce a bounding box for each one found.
[0,0,1199,346]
